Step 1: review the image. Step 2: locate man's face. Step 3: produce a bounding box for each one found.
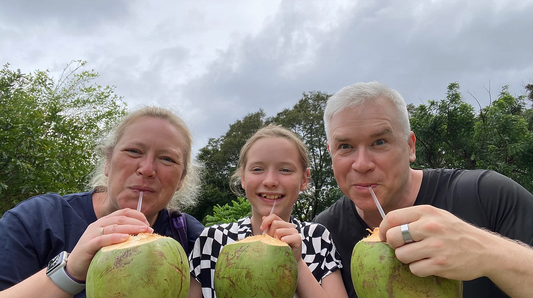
[327,97,416,212]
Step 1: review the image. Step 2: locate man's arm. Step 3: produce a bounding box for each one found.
[379,205,533,298]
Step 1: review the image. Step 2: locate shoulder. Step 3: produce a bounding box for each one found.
[199,217,251,240]
[2,192,91,221]
[183,213,205,237]
[424,168,530,196]
[293,218,334,242]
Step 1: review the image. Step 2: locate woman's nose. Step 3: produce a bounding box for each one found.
[137,158,156,177]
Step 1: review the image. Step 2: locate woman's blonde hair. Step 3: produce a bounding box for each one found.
[230,124,309,195]
[89,106,201,210]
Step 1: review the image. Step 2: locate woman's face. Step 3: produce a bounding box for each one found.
[105,116,187,221]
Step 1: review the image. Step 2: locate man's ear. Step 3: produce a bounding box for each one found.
[408,131,417,162]
[326,141,331,153]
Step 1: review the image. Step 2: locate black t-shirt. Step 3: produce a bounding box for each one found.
[314,169,533,298]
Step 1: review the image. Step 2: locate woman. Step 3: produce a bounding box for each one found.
[189,124,347,298]
[0,106,204,298]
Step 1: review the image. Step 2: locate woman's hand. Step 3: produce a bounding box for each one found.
[65,208,153,282]
[260,214,302,262]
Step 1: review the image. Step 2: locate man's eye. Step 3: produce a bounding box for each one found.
[374,139,386,146]
[339,144,352,149]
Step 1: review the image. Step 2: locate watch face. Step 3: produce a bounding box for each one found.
[46,251,66,275]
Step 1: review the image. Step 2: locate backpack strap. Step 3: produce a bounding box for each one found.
[167,209,189,254]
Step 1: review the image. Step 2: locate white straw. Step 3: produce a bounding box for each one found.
[368,187,386,219]
[262,199,277,235]
[137,191,143,212]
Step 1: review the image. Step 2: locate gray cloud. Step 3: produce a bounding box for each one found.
[1,0,531,157]
[0,0,134,31]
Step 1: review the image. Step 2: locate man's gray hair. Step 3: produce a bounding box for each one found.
[324,81,410,141]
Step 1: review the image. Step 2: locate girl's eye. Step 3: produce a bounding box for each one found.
[280,168,292,173]
[251,167,263,172]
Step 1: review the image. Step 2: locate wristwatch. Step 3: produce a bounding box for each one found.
[46,251,86,295]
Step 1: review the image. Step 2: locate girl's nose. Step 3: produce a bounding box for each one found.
[263,170,279,187]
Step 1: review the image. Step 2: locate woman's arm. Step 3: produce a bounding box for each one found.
[0,269,72,298]
[1,209,152,297]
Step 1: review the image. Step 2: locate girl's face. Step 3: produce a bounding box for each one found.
[104,117,187,223]
[241,136,310,221]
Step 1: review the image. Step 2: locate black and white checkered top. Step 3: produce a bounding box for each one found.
[189,216,343,298]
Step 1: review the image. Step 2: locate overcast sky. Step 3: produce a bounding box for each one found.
[1,0,532,157]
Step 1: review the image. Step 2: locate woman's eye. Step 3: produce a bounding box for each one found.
[162,156,175,163]
[280,168,292,173]
[251,167,263,172]
[125,148,141,154]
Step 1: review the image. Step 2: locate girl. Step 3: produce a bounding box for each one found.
[188,124,348,298]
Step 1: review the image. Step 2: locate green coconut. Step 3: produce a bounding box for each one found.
[86,233,189,298]
[214,234,298,298]
[351,228,463,298]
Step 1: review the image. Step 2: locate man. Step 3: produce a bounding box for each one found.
[314,81,533,298]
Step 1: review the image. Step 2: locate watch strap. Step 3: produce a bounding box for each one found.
[48,256,85,295]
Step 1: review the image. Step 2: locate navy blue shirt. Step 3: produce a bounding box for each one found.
[0,191,204,297]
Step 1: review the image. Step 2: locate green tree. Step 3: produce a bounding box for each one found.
[474,86,533,190]
[0,61,127,216]
[410,83,533,192]
[203,197,251,226]
[410,82,477,169]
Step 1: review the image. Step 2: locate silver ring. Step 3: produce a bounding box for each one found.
[401,224,413,244]
[100,227,105,236]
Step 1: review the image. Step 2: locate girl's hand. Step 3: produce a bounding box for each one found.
[261,214,302,262]
[65,208,153,282]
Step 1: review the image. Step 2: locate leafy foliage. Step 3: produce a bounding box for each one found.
[0,61,126,216]
[203,197,251,226]
[411,83,533,191]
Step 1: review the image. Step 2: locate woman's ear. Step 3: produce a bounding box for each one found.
[175,175,185,191]
[104,160,110,177]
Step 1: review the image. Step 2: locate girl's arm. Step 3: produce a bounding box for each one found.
[263,215,348,298]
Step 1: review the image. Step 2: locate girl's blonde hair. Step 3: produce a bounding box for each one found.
[89,106,201,210]
[230,124,309,195]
